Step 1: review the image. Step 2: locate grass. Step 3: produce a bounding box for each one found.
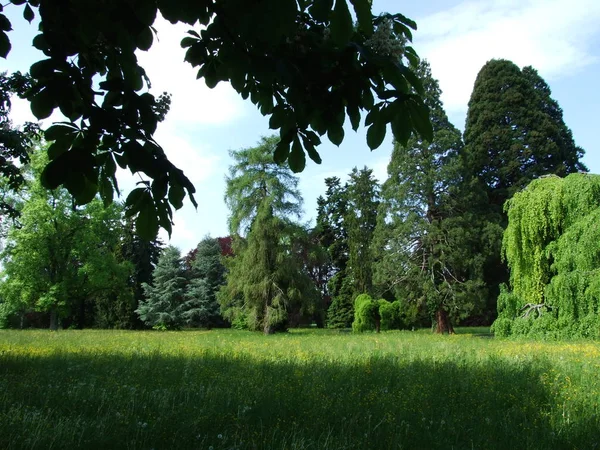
[1,328,599,449]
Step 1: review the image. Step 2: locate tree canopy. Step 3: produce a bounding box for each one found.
[493,173,600,338]
[0,0,433,239]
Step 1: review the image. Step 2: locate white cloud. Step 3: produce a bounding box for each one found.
[415,0,600,113]
[137,16,246,127]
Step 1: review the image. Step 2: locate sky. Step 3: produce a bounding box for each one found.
[3,0,600,253]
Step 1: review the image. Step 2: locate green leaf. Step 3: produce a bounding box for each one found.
[300,135,322,164]
[349,0,373,35]
[180,36,196,48]
[366,120,386,150]
[0,31,11,58]
[391,106,412,147]
[309,0,333,22]
[136,197,159,241]
[288,136,306,172]
[273,139,290,164]
[23,4,34,23]
[137,27,153,51]
[398,64,424,96]
[44,123,77,141]
[125,187,147,209]
[347,105,360,131]
[408,98,433,142]
[331,0,353,46]
[40,154,70,189]
[327,124,344,146]
[31,88,56,119]
[0,14,11,31]
[168,184,185,210]
[151,177,168,200]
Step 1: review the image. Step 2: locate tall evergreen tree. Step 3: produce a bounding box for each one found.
[219,136,318,333]
[182,236,226,328]
[136,246,186,330]
[373,60,477,333]
[345,167,380,296]
[325,168,379,327]
[315,177,350,327]
[461,59,587,320]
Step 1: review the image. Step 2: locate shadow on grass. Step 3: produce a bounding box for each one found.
[0,350,596,450]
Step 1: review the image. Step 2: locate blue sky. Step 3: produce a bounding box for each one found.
[3,0,600,253]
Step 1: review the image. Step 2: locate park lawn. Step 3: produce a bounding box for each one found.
[0,328,599,449]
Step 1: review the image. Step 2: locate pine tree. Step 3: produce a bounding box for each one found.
[182,236,225,328]
[136,246,186,330]
[372,60,476,333]
[462,59,587,320]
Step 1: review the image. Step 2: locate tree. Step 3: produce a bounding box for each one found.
[117,218,163,328]
[345,166,380,295]
[0,71,38,231]
[372,60,477,333]
[182,236,226,328]
[219,136,318,333]
[0,147,132,330]
[462,59,587,320]
[136,245,186,330]
[0,1,432,239]
[314,176,349,326]
[493,174,600,338]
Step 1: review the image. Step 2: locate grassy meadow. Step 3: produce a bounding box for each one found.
[1,328,599,450]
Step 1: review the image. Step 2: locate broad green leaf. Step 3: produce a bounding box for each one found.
[349,0,373,35]
[125,187,147,208]
[288,136,306,172]
[151,177,168,199]
[168,184,185,210]
[309,0,333,22]
[44,124,77,141]
[31,89,56,122]
[40,154,70,189]
[137,27,153,51]
[331,0,353,46]
[327,124,344,146]
[300,135,322,164]
[136,198,159,241]
[408,98,433,142]
[391,107,412,147]
[398,64,424,96]
[366,120,386,150]
[273,139,290,164]
[0,13,11,31]
[23,4,34,23]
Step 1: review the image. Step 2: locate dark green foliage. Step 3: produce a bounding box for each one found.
[462,59,587,321]
[0,1,431,238]
[137,246,186,330]
[373,60,475,333]
[345,167,380,296]
[493,174,600,338]
[118,218,163,328]
[182,236,225,328]
[0,71,38,221]
[326,274,355,328]
[220,137,318,333]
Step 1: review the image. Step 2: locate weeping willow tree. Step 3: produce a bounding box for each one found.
[493,173,600,338]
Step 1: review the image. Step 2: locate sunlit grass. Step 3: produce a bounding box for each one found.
[1,328,599,449]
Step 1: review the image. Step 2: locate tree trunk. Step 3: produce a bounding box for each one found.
[374,311,381,333]
[434,307,455,334]
[50,309,58,331]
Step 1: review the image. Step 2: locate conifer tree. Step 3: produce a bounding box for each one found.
[219,136,318,333]
[136,246,186,330]
[372,60,476,333]
[182,236,225,328]
[462,59,587,319]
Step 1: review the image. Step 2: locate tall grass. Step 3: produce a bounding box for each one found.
[1,328,599,449]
